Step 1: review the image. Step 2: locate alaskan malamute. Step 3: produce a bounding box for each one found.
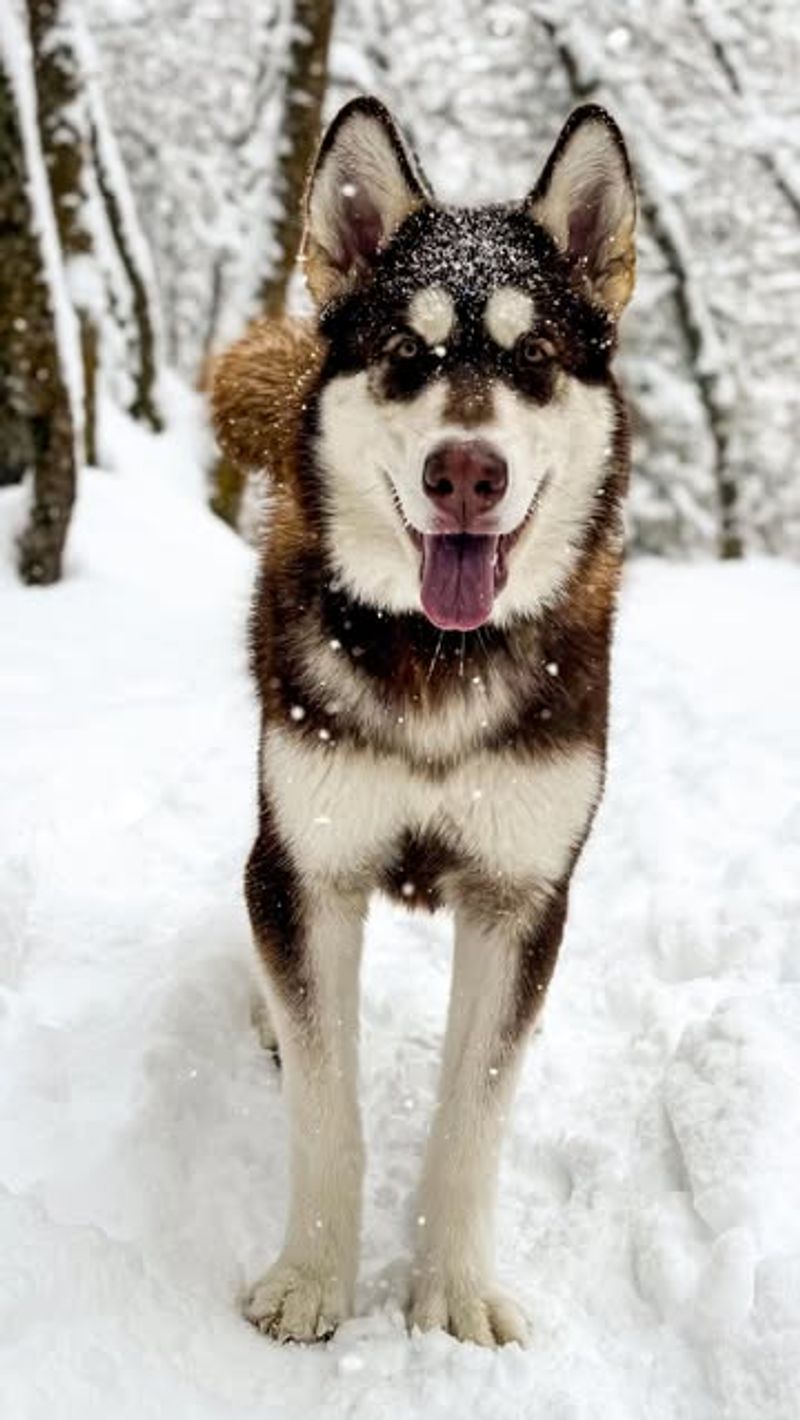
[213,95,636,1347]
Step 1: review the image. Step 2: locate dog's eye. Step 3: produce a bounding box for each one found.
[384,332,423,362]
[515,334,554,370]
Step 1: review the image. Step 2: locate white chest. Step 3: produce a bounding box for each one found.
[262,727,601,890]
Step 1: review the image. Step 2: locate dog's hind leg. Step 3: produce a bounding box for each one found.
[409,885,568,1347]
[243,827,366,1343]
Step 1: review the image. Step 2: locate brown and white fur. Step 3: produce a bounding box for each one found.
[213,97,636,1348]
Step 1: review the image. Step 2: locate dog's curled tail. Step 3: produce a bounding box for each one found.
[210,316,325,482]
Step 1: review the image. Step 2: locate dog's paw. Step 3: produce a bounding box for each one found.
[409,1275,529,1347]
[244,1262,348,1343]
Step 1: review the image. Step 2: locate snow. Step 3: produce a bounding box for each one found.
[2,408,800,1417]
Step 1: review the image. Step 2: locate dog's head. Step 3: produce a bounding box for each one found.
[304,97,636,631]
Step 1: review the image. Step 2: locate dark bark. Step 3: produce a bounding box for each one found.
[18,402,78,583]
[27,0,98,463]
[79,311,98,466]
[0,49,77,584]
[537,13,743,560]
[0,330,34,488]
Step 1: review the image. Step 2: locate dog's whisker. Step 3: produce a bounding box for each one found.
[426,632,444,682]
[380,466,418,536]
[476,628,491,668]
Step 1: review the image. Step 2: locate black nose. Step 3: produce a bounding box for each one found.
[422,440,508,526]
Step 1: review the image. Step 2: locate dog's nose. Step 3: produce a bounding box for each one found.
[422,441,508,525]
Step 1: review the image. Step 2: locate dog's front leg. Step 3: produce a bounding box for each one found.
[410,886,568,1346]
[244,829,366,1343]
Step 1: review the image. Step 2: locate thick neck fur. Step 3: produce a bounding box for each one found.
[212,314,629,773]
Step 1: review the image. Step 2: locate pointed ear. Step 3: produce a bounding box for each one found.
[529,105,636,318]
[303,96,430,306]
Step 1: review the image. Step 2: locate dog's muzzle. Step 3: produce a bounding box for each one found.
[415,440,511,633]
[422,440,508,531]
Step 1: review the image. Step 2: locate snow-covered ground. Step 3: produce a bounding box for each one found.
[2,409,799,1419]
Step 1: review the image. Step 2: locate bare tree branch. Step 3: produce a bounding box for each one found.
[686,0,800,221]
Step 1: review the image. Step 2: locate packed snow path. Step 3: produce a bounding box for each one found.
[1,434,799,1418]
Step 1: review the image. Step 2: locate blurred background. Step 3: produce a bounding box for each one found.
[1,0,798,583]
[2,12,800,1410]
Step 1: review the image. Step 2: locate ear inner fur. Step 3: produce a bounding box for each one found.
[303,96,430,306]
[529,104,637,317]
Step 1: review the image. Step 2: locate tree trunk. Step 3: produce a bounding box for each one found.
[0,342,34,488]
[88,106,163,433]
[537,12,743,560]
[261,0,335,317]
[0,32,78,584]
[27,0,99,464]
[212,0,335,529]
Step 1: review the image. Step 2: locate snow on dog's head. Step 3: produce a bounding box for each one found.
[303,97,636,630]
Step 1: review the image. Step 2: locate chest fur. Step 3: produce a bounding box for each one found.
[262,726,602,893]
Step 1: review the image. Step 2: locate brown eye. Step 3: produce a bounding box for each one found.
[515,333,553,369]
[385,332,423,361]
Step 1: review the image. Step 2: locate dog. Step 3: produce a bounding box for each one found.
[212,95,636,1348]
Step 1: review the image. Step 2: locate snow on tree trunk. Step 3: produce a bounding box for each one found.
[1,5,82,584]
[69,13,164,436]
[88,106,163,432]
[27,0,100,464]
[24,0,163,466]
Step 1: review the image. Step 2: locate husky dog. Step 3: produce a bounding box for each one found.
[213,96,636,1348]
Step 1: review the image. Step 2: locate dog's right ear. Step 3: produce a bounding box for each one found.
[529,105,636,318]
[303,96,430,306]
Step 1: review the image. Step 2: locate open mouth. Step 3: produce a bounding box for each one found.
[405,495,543,632]
[407,530,512,632]
[383,466,548,633]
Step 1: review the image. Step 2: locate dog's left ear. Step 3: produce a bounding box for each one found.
[529,105,636,318]
[303,96,430,306]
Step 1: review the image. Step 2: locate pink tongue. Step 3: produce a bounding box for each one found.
[420,534,499,631]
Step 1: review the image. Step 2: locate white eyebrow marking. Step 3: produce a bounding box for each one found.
[407,286,455,346]
[484,287,535,348]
